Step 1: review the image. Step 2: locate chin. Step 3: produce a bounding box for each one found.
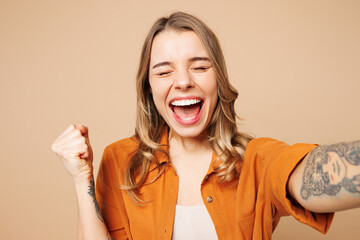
[168,122,208,139]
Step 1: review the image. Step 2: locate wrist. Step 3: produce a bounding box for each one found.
[72,171,93,188]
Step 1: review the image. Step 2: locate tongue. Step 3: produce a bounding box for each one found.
[173,103,201,119]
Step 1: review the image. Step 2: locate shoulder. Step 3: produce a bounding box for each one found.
[246,137,289,157]
[244,137,317,175]
[101,135,140,169]
[245,137,314,161]
[243,137,300,175]
[247,137,281,147]
[105,135,139,152]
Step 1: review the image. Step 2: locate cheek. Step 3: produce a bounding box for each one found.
[197,73,218,97]
[151,90,164,109]
[205,80,218,103]
[149,82,170,110]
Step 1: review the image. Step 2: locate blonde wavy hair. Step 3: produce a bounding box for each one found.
[124,12,252,203]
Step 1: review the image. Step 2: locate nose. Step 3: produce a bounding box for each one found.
[173,70,195,90]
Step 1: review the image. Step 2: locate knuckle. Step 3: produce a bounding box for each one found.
[56,148,64,157]
[67,152,77,159]
[58,152,65,159]
[74,130,81,137]
[51,143,56,152]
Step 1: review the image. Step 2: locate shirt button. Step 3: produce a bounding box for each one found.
[206,196,213,203]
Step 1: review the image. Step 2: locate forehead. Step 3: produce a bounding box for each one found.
[150,30,209,64]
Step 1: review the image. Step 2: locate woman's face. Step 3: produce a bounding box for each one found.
[323,152,346,185]
[148,30,218,138]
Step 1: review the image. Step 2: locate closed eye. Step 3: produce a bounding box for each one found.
[192,66,210,71]
[157,72,171,76]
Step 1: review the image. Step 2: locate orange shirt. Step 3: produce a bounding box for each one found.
[96,129,334,240]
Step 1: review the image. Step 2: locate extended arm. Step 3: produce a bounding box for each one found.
[52,125,114,240]
[288,140,360,213]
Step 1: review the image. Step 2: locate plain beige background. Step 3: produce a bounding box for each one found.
[0,0,359,239]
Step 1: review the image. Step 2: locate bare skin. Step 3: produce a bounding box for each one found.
[288,140,360,213]
[52,124,114,240]
[52,28,359,239]
[168,130,213,206]
[148,30,219,206]
[52,30,218,239]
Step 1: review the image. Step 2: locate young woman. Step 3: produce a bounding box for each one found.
[52,12,360,240]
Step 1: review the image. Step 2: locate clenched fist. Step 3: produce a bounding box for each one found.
[52,124,93,181]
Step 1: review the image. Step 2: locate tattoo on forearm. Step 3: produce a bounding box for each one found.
[301,140,360,200]
[87,176,104,222]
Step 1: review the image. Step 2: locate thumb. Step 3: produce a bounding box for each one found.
[75,124,89,138]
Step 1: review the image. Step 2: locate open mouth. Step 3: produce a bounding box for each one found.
[169,98,204,123]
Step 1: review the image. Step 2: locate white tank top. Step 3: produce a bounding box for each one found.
[172,205,218,240]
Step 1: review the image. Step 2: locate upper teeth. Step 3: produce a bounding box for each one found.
[171,99,201,106]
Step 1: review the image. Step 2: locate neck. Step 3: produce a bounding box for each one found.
[168,129,210,152]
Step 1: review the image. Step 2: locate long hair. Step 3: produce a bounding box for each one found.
[123,12,252,203]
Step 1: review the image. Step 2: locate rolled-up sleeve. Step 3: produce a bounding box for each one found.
[245,138,334,233]
[253,138,334,234]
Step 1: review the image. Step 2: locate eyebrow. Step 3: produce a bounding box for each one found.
[151,57,210,69]
[189,57,210,62]
[152,61,171,69]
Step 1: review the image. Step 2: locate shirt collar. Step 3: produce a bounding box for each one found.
[206,151,222,176]
[152,126,170,170]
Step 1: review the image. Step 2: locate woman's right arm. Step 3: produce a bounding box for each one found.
[52,124,113,240]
